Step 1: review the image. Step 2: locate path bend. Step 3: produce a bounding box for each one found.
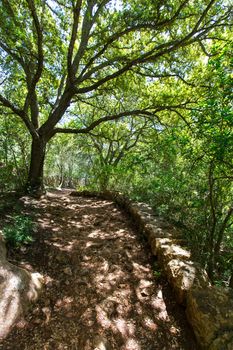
[0,190,197,350]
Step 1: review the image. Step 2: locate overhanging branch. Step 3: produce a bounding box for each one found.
[52,103,194,136]
[52,109,155,136]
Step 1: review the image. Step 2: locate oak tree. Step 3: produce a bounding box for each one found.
[0,0,231,195]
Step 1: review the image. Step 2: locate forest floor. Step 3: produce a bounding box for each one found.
[0,190,197,350]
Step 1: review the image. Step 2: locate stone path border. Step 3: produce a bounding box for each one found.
[70,190,233,350]
[1,190,232,348]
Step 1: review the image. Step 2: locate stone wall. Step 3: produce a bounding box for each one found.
[71,190,233,350]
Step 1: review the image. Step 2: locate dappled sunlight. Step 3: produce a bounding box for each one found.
[51,226,60,232]
[87,230,104,239]
[142,317,158,331]
[89,201,115,209]
[1,191,197,349]
[150,295,169,321]
[80,308,95,327]
[48,239,76,252]
[93,268,127,292]
[95,304,112,328]
[54,296,74,312]
[38,218,52,228]
[132,262,151,279]
[124,337,141,350]
[114,318,136,337]
[170,325,180,336]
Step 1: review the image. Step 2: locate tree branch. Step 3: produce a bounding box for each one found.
[24,0,44,127]
[77,0,189,80]
[0,94,38,138]
[52,109,155,135]
[0,94,25,117]
[67,0,83,80]
[70,1,94,77]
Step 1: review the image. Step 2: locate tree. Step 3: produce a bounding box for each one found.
[0,112,29,191]
[112,39,233,283]
[85,116,152,190]
[0,0,231,195]
[192,41,233,280]
[45,133,90,188]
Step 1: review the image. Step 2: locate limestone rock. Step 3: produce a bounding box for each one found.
[128,202,156,230]
[150,237,172,256]
[128,205,142,224]
[186,286,233,348]
[156,239,191,265]
[0,231,43,339]
[144,223,172,242]
[166,259,210,304]
[112,192,131,209]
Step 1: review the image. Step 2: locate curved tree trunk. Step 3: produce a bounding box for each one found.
[26,137,47,197]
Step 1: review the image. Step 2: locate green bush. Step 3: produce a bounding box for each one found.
[3,214,34,247]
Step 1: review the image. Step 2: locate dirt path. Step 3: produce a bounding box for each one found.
[0,190,197,350]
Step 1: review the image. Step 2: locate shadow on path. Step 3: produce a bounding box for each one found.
[1,190,197,349]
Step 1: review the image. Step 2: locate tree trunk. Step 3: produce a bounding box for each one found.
[26,137,47,197]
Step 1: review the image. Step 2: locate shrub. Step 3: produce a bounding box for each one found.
[3,214,34,247]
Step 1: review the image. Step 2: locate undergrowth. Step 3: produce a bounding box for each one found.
[2,214,34,247]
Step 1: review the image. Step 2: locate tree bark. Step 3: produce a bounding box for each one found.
[26,137,47,197]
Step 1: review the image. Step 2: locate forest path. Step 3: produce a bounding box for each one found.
[1,190,197,350]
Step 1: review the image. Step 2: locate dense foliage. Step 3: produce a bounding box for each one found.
[2,214,34,247]
[0,1,232,284]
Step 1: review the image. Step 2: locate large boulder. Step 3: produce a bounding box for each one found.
[0,231,43,340]
[186,286,233,349]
